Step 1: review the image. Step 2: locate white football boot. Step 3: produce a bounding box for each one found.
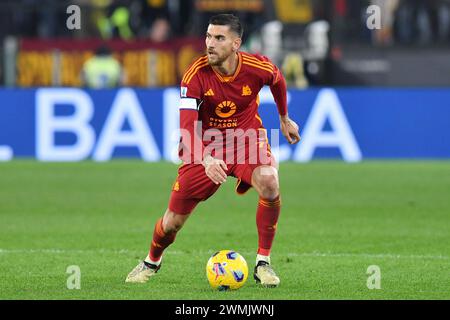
[125,261,160,283]
[254,261,280,288]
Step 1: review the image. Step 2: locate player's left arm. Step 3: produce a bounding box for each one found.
[269,66,301,145]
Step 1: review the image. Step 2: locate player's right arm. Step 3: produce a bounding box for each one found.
[178,80,204,165]
[179,67,227,184]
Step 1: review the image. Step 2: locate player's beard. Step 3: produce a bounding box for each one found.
[208,51,231,67]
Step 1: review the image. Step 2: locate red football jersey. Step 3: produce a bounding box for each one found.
[178,51,287,163]
[180,51,283,132]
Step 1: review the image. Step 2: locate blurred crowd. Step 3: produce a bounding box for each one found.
[1,0,450,88]
[1,0,450,46]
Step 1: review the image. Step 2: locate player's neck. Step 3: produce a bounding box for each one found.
[212,52,239,76]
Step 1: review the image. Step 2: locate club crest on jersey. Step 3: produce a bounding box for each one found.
[215,101,237,118]
[242,85,252,96]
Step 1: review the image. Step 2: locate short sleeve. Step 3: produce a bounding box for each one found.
[181,56,208,100]
[180,72,202,100]
[179,68,203,111]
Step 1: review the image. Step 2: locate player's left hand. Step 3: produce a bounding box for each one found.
[280,116,301,145]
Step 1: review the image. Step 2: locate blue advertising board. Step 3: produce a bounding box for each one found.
[0,87,449,162]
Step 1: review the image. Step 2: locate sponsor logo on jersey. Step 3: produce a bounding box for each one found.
[215,101,237,118]
[204,89,215,96]
[172,181,180,191]
[209,117,238,128]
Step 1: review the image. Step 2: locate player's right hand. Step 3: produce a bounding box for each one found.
[280,116,301,145]
[202,155,228,185]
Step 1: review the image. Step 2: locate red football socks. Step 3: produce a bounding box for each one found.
[256,196,281,256]
[149,218,177,262]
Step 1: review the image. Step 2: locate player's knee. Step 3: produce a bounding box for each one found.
[163,218,184,233]
[258,175,279,200]
[162,210,188,233]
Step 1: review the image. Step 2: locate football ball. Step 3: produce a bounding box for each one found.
[206,250,248,291]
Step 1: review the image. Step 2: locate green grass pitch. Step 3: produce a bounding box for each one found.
[0,161,449,300]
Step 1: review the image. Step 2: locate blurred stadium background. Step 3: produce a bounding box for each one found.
[1,0,450,300]
[2,0,450,88]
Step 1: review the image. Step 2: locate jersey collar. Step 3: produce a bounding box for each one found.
[211,52,242,83]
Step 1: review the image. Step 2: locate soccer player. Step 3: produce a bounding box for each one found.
[126,14,300,287]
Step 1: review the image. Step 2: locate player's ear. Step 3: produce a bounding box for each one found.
[233,37,242,52]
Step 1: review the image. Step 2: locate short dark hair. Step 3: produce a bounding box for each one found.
[208,14,243,38]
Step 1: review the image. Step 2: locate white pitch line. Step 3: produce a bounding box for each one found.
[0,248,448,261]
[285,252,450,260]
